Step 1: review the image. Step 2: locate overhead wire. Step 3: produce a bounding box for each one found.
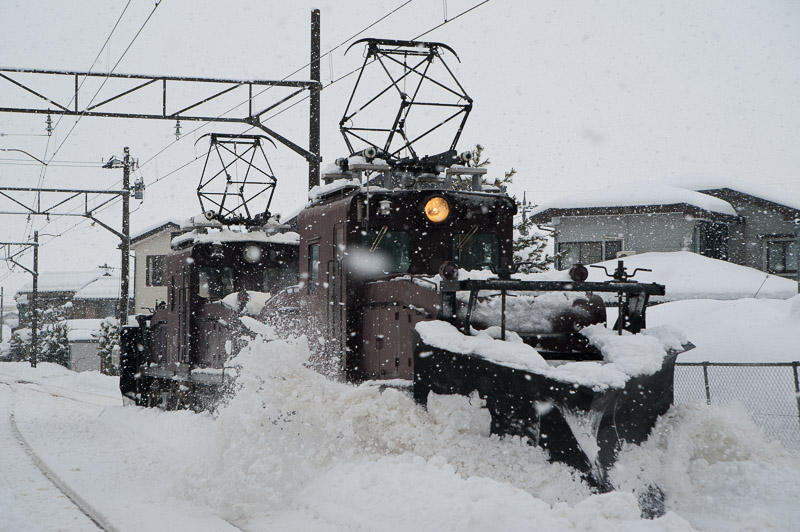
[27,0,420,239]
[23,0,134,240]
[6,0,490,265]
[15,0,163,243]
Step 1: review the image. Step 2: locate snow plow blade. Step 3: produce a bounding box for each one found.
[413,334,681,487]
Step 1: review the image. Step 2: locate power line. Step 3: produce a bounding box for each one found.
[31,0,419,240]
[20,1,162,241]
[26,0,134,241]
[45,0,161,167]
[137,0,417,172]
[6,0,490,263]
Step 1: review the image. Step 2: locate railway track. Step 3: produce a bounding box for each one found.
[8,407,118,532]
[1,378,245,532]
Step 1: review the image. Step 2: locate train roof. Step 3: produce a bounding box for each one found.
[171,229,300,250]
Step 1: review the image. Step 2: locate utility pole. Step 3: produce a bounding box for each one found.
[103,147,133,326]
[0,286,4,343]
[1,235,38,366]
[31,231,38,367]
[309,8,321,190]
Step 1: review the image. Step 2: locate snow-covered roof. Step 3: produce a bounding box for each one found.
[172,229,300,248]
[697,185,800,214]
[73,274,120,300]
[531,183,737,218]
[308,179,361,201]
[15,269,110,297]
[65,318,107,342]
[131,218,182,243]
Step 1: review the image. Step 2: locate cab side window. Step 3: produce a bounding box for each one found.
[308,244,320,292]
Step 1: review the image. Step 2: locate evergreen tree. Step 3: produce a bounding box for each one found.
[9,329,28,362]
[37,303,71,367]
[466,144,553,272]
[41,321,70,367]
[96,318,120,376]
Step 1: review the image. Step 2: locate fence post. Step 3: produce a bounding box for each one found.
[792,362,800,427]
[702,362,711,405]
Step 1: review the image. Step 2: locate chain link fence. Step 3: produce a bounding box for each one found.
[674,362,800,449]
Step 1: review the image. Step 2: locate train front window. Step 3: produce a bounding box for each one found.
[197,266,234,300]
[454,231,499,271]
[361,227,410,274]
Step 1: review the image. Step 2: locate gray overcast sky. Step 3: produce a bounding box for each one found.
[1,0,798,296]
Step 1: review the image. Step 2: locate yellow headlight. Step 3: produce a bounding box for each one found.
[424,196,450,223]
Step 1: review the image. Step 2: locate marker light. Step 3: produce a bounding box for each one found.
[424,196,450,223]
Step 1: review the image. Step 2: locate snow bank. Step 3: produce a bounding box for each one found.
[611,402,800,531]
[532,251,797,301]
[189,330,591,524]
[647,297,800,362]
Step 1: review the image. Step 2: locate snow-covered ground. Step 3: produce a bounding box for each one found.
[2,314,800,532]
[649,296,800,363]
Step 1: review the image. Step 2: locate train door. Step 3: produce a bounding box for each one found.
[180,262,192,364]
[326,223,346,363]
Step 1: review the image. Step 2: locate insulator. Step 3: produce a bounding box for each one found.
[363,146,377,160]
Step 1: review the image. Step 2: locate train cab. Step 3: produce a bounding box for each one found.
[146,231,299,373]
[297,184,516,380]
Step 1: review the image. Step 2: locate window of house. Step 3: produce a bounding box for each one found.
[604,240,623,260]
[696,221,729,260]
[557,241,603,270]
[766,239,798,274]
[308,244,320,292]
[146,255,167,286]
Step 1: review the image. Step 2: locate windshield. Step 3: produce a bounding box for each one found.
[361,228,411,274]
[197,266,234,300]
[454,232,499,271]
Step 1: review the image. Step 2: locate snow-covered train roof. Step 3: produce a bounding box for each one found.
[171,229,300,249]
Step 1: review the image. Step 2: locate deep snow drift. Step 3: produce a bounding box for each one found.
[3,301,800,531]
[648,296,800,362]
[185,325,800,531]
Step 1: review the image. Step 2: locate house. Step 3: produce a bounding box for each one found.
[14,267,120,326]
[65,318,106,372]
[130,219,183,313]
[530,184,799,280]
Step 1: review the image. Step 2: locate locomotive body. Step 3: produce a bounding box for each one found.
[120,231,298,407]
[293,185,518,380]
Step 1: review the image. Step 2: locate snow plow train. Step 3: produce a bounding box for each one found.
[120,38,692,492]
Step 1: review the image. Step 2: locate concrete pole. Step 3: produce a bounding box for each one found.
[309,8,321,190]
[120,147,130,326]
[31,231,38,368]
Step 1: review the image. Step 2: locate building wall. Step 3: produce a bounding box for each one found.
[722,197,798,276]
[133,230,175,313]
[69,341,100,372]
[553,212,697,268]
[71,299,117,320]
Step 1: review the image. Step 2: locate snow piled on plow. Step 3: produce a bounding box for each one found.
[181,328,800,530]
[416,320,683,389]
